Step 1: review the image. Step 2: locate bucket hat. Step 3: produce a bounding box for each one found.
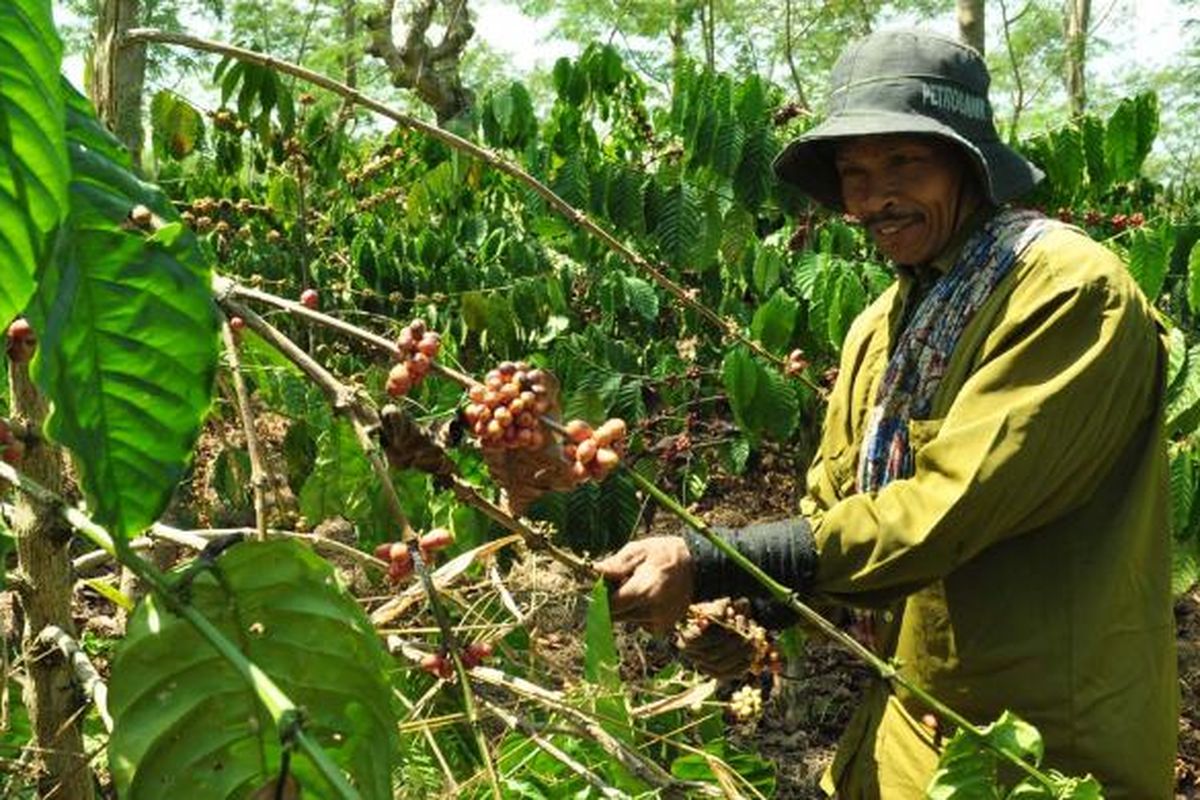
[773,29,1043,210]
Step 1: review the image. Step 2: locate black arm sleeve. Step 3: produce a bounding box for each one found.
[683,517,817,629]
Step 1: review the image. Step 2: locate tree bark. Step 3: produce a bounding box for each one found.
[343,0,359,89]
[1064,0,1091,117]
[956,0,985,55]
[89,0,146,166]
[8,358,95,800]
[364,0,475,125]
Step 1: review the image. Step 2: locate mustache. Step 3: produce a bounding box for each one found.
[857,211,921,228]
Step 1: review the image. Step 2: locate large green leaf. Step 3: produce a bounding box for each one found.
[671,742,776,797]
[584,579,622,692]
[1166,344,1200,435]
[721,346,798,441]
[750,289,799,354]
[733,123,775,212]
[1079,114,1108,191]
[108,540,397,799]
[1187,239,1200,317]
[653,180,701,268]
[1104,92,1158,183]
[150,90,205,160]
[0,0,69,323]
[299,418,378,528]
[1125,224,1173,301]
[927,711,1040,799]
[31,86,218,540]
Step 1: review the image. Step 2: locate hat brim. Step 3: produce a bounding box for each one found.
[773,110,1044,210]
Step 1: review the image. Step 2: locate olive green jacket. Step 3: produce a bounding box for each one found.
[802,224,1178,798]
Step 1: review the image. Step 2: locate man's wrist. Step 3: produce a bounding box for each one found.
[682,517,817,608]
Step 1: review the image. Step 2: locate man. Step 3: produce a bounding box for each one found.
[590,30,1178,798]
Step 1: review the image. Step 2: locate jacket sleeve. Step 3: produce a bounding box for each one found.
[811,238,1165,606]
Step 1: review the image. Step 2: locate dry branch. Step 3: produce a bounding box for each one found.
[35,625,113,733]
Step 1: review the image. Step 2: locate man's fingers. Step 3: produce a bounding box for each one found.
[606,565,658,620]
[594,546,645,584]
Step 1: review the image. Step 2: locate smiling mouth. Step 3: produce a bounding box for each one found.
[870,216,920,238]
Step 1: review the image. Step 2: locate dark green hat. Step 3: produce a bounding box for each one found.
[773,29,1043,210]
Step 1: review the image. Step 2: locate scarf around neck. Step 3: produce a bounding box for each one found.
[855,208,1061,493]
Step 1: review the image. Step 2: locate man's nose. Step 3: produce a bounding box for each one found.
[854,174,899,218]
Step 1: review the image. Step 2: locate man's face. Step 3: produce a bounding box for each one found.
[835,135,978,266]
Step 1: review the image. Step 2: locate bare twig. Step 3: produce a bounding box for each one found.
[220,317,270,540]
[216,295,417,543]
[478,696,623,799]
[35,626,112,733]
[999,0,1028,141]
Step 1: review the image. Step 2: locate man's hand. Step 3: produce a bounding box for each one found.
[594,536,695,633]
[676,598,758,680]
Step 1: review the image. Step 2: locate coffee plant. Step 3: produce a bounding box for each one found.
[3,1,1196,798]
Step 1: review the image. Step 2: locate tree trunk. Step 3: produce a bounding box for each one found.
[89,0,146,166]
[364,0,475,125]
[956,0,985,55]
[1064,0,1090,117]
[8,357,95,800]
[343,0,359,89]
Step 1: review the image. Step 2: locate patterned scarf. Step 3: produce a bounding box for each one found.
[855,208,1060,493]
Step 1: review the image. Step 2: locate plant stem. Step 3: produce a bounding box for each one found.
[216,295,417,541]
[126,29,784,369]
[221,316,270,540]
[214,276,596,579]
[0,461,363,799]
[213,294,503,798]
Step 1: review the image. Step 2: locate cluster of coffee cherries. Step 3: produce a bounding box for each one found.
[681,602,781,677]
[372,527,455,584]
[420,641,494,680]
[784,348,809,378]
[561,418,627,484]
[463,362,553,450]
[386,320,441,398]
[728,684,764,724]
[1065,208,1147,231]
[181,196,276,243]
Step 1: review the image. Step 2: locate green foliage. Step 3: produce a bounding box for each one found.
[1104,92,1159,185]
[927,711,1103,799]
[528,470,639,555]
[722,346,798,441]
[150,90,205,161]
[31,85,218,541]
[1021,91,1160,205]
[108,540,397,799]
[214,54,296,140]
[1125,223,1175,301]
[480,81,537,151]
[670,742,777,797]
[0,0,69,325]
